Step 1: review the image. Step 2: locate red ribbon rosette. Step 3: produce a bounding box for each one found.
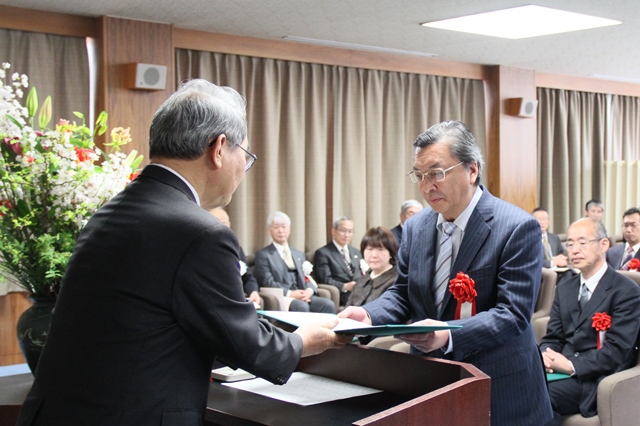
[592,312,611,350]
[628,258,640,272]
[449,272,477,319]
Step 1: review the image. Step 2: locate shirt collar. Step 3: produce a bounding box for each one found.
[149,163,200,206]
[437,185,483,232]
[625,242,640,254]
[333,240,347,252]
[580,261,609,293]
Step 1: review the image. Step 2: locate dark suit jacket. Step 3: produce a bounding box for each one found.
[346,267,397,307]
[239,246,259,295]
[540,266,640,417]
[390,224,403,246]
[542,231,566,268]
[17,165,302,426]
[313,243,363,305]
[254,243,315,294]
[606,243,640,270]
[364,187,552,426]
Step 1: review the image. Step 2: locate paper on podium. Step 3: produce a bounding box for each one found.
[257,310,461,337]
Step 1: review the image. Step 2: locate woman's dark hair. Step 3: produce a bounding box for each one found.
[360,227,399,266]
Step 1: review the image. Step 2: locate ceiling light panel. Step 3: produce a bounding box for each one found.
[421,5,621,39]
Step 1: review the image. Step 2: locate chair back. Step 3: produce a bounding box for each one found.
[533,268,558,321]
[617,270,640,286]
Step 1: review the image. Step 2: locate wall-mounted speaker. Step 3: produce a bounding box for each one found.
[125,63,167,90]
[507,98,538,118]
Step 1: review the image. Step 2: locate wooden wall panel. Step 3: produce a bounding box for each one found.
[96,17,174,162]
[0,293,31,366]
[0,5,95,38]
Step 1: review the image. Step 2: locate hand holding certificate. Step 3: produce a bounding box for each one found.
[258,310,461,337]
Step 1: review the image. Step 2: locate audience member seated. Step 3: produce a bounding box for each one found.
[606,207,640,270]
[254,211,335,313]
[584,198,604,222]
[390,199,423,246]
[313,216,363,306]
[532,207,568,268]
[210,207,261,307]
[346,227,398,307]
[540,218,640,424]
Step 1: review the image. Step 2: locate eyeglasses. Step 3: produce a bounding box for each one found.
[336,228,354,235]
[407,162,463,184]
[565,239,602,250]
[208,137,257,172]
[235,144,257,172]
[623,222,639,229]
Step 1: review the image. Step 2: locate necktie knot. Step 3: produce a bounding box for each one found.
[441,221,456,237]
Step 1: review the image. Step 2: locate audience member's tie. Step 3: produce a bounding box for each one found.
[283,247,295,269]
[579,283,590,310]
[542,234,551,261]
[621,246,634,271]
[342,248,354,275]
[433,221,456,315]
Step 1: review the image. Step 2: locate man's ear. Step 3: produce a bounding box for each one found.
[208,134,227,169]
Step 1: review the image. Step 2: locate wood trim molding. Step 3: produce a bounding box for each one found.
[0,5,96,38]
[536,72,640,97]
[173,28,484,80]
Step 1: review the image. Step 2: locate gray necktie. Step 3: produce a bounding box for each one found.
[579,283,590,310]
[433,221,456,315]
[342,248,354,276]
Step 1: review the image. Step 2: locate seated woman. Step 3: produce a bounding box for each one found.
[346,227,398,307]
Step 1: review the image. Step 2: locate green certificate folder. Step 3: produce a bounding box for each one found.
[546,373,571,382]
[257,310,462,337]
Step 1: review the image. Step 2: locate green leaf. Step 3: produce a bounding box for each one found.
[38,96,52,130]
[26,87,38,118]
[73,111,84,119]
[6,115,24,129]
[16,199,30,218]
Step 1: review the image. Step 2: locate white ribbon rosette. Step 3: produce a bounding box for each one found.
[302,260,318,290]
[238,260,248,276]
[360,259,370,274]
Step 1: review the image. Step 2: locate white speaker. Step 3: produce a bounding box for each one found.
[508,98,538,118]
[126,63,167,90]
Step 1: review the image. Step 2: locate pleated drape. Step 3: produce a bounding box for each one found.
[176,49,485,255]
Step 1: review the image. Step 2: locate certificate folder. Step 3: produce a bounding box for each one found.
[257,310,461,337]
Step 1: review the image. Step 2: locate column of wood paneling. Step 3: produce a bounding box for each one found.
[0,292,31,366]
[96,17,174,162]
[485,66,538,212]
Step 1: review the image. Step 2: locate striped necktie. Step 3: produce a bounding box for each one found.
[433,221,456,315]
[621,246,634,271]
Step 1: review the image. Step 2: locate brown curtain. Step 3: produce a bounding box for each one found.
[536,88,607,234]
[176,50,485,256]
[0,29,90,125]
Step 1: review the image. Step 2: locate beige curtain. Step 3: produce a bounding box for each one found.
[537,87,607,234]
[0,29,90,125]
[176,50,485,256]
[609,95,640,161]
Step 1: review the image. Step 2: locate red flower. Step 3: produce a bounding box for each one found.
[75,147,93,162]
[3,137,22,155]
[628,258,640,272]
[592,312,611,332]
[128,171,140,181]
[0,199,12,217]
[449,272,477,303]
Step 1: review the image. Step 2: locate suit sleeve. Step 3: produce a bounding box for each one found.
[254,250,286,291]
[172,226,302,384]
[313,248,346,290]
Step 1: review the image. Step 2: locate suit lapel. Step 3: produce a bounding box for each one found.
[577,268,614,325]
[416,211,439,319]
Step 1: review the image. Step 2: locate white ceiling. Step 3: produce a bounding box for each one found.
[2,0,640,82]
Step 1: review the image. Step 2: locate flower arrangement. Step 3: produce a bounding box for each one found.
[0,63,142,298]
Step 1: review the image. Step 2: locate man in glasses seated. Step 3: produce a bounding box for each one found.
[606,207,640,270]
[313,216,363,306]
[340,120,553,425]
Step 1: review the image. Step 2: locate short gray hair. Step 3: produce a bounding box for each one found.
[413,120,484,186]
[333,216,352,229]
[400,200,422,215]
[149,79,247,160]
[267,211,291,227]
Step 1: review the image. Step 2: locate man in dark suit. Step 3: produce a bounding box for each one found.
[17,80,348,426]
[390,199,423,246]
[341,120,552,425]
[606,207,640,270]
[540,218,640,422]
[209,207,261,307]
[532,207,568,268]
[255,211,336,313]
[313,216,363,306]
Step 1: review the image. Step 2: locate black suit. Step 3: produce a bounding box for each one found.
[254,243,335,313]
[606,243,640,270]
[239,246,259,295]
[390,224,403,246]
[542,231,566,268]
[540,266,640,419]
[313,243,363,305]
[17,165,303,426]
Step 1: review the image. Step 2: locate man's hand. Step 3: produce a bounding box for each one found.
[338,306,372,324]
[290,289,312,302]
[552,254,568,267]
[396,318,449,353]
[294,319,353,357]
[542,348,574,375]
[248,291,261,304]
[342,281,356,293]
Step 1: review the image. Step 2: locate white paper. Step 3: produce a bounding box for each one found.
[222,371,382,406]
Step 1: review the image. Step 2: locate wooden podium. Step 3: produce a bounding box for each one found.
[206,344,490,425]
